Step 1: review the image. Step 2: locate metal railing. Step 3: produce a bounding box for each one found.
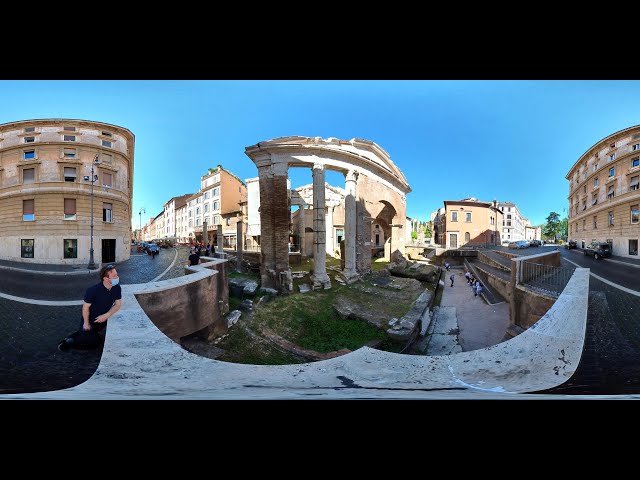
[518,261,576,297]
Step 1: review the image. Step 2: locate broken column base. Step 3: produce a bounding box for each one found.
[311,274,332,290]
[340,269,360,284]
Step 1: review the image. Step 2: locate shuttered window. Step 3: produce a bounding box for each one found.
[23,168,35,184]
[64,198,76,220]
[102,172,112,187]
[23,199,34,221]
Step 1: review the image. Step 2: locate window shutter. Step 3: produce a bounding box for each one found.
[23,168,35,183]
[23,199,34,214]
[103,173,112,187]
[64,198,76,215]
[103,202,112,210]
[64,167,76,177]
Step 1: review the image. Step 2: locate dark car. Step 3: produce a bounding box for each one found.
[584,241,611,259]
[564,240,577,249]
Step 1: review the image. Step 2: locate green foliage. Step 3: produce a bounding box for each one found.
[543,211,561,240]
[424,226,432,238]
[411,231,418,240]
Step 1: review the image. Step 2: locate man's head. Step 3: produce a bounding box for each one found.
[99,264,119,286]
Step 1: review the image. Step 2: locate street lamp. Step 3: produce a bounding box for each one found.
[86,154,100,270]
[139,207,146,242]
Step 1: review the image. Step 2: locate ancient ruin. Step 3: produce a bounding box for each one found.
[245,136,411,292]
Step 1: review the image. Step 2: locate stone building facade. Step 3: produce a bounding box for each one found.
[245,136,411,292]
[442,198,503,249]
[566,126,640,257]
[0,119,134,265]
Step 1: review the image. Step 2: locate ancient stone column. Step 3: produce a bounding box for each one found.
[312,163,331,289]
[297,205,305,256]
[217,224,224,255]
[236,219,244,272]
[202,220,208,253]
[343,169,359,282]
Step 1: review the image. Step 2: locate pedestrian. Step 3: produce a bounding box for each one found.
[475,282,483,297]
[450,273,455,287]
[188,248,201,267]
[151,244,157,259]
[57,264,122,351]
[445,261,450,271]
[465,271,471,283]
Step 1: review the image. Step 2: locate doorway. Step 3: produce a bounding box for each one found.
[450,233,458,249]
[102,239,116,264]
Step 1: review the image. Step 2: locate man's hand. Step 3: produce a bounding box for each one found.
[83,323,92,331]
[94,313,109,323]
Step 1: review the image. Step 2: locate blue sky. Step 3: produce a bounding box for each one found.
[1,80,639,227]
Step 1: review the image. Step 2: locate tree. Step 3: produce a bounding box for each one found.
[543,212,561,240]
[424,226,432,238]
[411,231,418,241]
[560,217,568,240]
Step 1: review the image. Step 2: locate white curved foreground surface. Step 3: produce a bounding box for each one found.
[2,268,597,399]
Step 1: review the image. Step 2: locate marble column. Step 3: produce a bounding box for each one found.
[343,169,359,282]
[312,163,331,289]
[297,205,305,256]
[217,224,224,255]
[202,220,208,253]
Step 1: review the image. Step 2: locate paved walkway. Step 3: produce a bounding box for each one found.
[424,268,510,355]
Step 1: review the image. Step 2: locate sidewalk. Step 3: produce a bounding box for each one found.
[0,258,94,275]
[424,268,509,354]
[574,249,640,268]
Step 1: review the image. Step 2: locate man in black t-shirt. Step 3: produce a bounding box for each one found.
[58,264,122,351]
[188,248,201,267]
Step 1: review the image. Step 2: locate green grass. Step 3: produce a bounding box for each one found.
[216,326,304,365]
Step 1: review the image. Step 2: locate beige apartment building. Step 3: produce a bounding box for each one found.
[442,198,504,249]
[567,126,640,257]
[0,119,134,265]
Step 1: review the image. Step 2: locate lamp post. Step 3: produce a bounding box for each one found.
[87,154,99,270]
[139,207,146,243]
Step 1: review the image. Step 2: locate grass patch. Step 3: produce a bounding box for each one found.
[297,315,388,352]
[371,258,390,272]
[216,325,304,365]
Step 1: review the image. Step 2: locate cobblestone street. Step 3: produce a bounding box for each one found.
[0,246,193,393]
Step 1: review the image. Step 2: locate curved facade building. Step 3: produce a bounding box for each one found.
[0,119,135,265]
[567,126,640,257]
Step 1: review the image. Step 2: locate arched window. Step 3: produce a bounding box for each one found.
[465,232,471,243]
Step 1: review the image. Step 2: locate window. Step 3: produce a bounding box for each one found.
[608,185,615,199]
[63,126,76,132]
[592,193,598,205]
[507,221,512,227]
[196,218,201,226]
[103,202,113,222]
[465,212,472,222]
[594,178,599,187]
[100,153,113,164]
[508,207,511,212]
[63,147,76,158]
[212,187,219,197]
[608,211,614,226]
[21,239,34,258]
[204,204,209,213]
[451,211,458,222]
[188,220,193,227]
[609,153,616,161]
[583,185,587,194]
[630,176,639,191]
[23,150,36,160]
[23,168,35,184]
[226,217,231,226]
[24,127,35,133]
[196,207,200,215]
[63,135,76,142]
[490,216,494,225]
[213,201,219,211]
[64,198,76,220]
[102,140,112,148]
[583,220,586,231]
[507,214,512,219]
[102,172,112,187]
[609,167,615,177]
[593,216,597,229]
[101,131,112,137]
[630,240,639,256]
[594,163,599,171]
[64,167,76,182]
[188,210,192,217]
[23,199,34,221]
[24,136,35,143]
[63,239,77,259]
[633,158,640,168]
[632,205,639,224]
[204,192,209,199]
[633,144,640,151]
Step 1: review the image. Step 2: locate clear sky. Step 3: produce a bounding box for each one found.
[1,80,639,228]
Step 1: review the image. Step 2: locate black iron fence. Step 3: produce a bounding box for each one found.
[518,261,576,297]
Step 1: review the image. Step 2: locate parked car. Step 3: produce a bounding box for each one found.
[507,242,520,249]
[584,241,611,259]
[147,243,159,255]
[529,240,541,247]
[515,240,530,249]
[564,240,577,249]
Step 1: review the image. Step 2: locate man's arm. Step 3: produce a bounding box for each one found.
[82,302,92,330]
[94,299,123,324]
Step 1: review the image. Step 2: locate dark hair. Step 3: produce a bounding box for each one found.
[99,264,116,281]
